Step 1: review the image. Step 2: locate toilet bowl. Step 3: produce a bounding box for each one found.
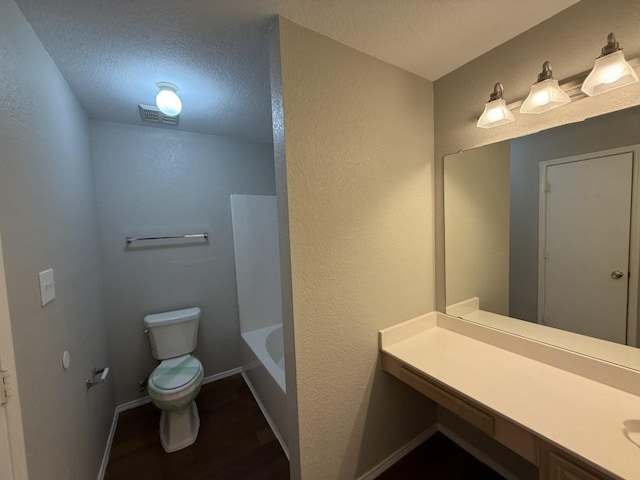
[144,307,203,453]
[147,354,204,452]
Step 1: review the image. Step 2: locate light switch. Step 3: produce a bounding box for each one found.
[38,268,55,306]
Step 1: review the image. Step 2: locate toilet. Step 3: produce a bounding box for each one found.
[144,307,204,453]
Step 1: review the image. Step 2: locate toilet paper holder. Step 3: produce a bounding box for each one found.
[86,367,109,389]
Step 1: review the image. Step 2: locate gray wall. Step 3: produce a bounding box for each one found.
[0,1,114,479]
[269,21,302,478]
[435,0,640,312]
[90,120,275,405]
[434,1,640,475]
[510,106,640,322]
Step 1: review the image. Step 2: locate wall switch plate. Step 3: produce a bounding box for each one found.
[38,268,55,306]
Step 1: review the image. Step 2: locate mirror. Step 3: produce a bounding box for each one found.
[444,105,640,365]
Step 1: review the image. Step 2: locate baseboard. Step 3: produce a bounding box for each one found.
[116,396,152,413]
[241,371,290,460]
[202,366,243,385]
[97,366,244,480]
[97,406,119,480]
[438,424,520,480]
[114,366,244,415]
[355,425,439,480]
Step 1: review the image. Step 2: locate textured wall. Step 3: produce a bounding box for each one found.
[91,121,275,405]
[0,1,113,479]
[15,0,275,143]
[434,0,640,310]
[444,141,510,314]
[275,18,436,480]
[268,21,302,478]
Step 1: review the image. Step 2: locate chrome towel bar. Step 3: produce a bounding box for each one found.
[126,233,208,244]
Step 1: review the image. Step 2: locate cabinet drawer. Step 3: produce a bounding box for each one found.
[384,354,539,465]
[543,451,608,480]
[397,364,495,436]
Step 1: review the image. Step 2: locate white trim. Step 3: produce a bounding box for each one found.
[537,162,548,325]
[538,144,640,346]
[0,234,28,480]
[628,148,640,347]
[97,366,244,479]
[202,367,243,386]
[355,425,438,480]
[97,407,119,480]
[115,396,152,413]
[241,371,289,460]
[115,367,245,415]
[437,424,521,480]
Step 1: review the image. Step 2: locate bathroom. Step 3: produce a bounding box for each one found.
[3,1,640,480]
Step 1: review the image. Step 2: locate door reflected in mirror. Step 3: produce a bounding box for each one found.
[444,105,640,348]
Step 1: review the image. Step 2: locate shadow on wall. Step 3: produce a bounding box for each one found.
[346,356,437,478]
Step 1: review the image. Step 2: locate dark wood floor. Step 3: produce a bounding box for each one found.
[105,374,289,480]
[379,433,506,480]
[105,374,504,480]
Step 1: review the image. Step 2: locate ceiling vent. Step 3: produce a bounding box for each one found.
[138,104,179,126]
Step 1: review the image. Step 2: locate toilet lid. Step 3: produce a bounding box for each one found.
[150,355,201,391]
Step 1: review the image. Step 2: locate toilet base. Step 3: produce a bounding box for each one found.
[159,401,200,453]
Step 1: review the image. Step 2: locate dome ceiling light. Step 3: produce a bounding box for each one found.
[155,82,182,117]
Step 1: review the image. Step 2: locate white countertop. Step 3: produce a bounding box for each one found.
[382,316,640,479]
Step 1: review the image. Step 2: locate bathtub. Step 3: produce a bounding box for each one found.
[241,324,288,456]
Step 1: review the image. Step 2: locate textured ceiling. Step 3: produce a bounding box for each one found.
[15,0,578,143]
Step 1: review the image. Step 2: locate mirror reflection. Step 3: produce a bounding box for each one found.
[445,105,640,348]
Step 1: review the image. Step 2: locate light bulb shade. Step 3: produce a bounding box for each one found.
[156,88,182,116]
[477,98,515,129]
[520,78,571,114]
[581,50,638,97]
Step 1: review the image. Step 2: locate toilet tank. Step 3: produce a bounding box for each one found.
[144,307,200,360]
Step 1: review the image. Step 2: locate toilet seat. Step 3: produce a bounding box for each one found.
[149,354,203,393]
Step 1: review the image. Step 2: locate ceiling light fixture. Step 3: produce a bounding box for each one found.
[477,83,515,129]
[155,82,182,117]
[581,33,638,97]
[520,61,571,114]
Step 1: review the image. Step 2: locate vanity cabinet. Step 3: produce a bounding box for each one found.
[540,446,610,480]
[382,353,615,480]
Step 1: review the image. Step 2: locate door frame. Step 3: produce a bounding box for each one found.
[538,145,640,347]
[0,233,28,479]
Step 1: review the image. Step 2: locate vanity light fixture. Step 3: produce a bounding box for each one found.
[581,33,639,97]
[520,61,571,114]
[155,82,182,117]
[477,83,515,129]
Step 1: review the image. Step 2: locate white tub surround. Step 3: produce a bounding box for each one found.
[380,312,640,480]
[241,325,288,456]
[230,195,283,333]
[231,194,287,455]
[242,325,286,392]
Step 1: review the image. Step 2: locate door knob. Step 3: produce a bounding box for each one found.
[611,270,625,279]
